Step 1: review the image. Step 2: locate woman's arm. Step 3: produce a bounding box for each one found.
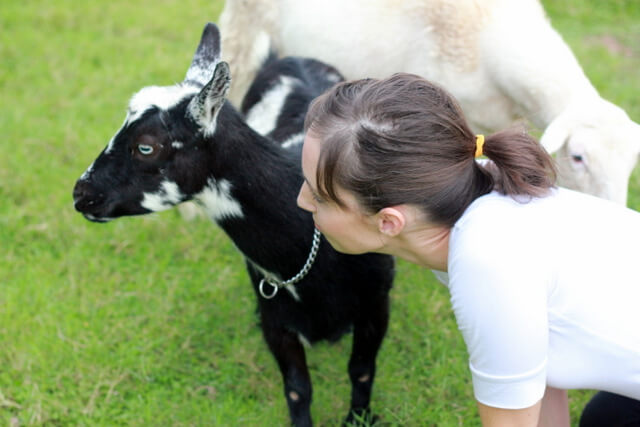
[477,387,570,427]
[477,400,541,427]
[538,387,570,427]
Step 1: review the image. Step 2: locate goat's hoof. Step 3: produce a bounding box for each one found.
[343,408,379,426]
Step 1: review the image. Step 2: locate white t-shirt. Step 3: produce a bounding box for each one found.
[434,188,640,409]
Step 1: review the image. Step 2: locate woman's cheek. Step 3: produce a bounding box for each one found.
[311,212,323,232]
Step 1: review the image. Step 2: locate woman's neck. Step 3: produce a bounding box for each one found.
[392,225,451,271]
[376,205,451,271]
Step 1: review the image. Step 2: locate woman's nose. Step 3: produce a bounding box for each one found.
[297,184,314,213]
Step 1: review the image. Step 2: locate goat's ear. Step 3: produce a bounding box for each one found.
[187,61,231,136]
[185,22,222,86]
[540,114,571,154]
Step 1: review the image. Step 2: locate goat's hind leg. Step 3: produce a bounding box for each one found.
[345,296,390,425]
[262,325,313,427]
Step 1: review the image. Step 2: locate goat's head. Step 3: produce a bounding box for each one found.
[73,23,233,222]
[540,98,640,205]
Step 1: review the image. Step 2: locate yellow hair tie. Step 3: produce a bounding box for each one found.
[474,134,485,158]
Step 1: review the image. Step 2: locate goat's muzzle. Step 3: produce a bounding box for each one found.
[72,179,110,222]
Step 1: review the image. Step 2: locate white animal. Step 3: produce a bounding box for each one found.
[219,0,640,204]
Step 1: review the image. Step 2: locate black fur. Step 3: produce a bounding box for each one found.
[241,53,343,146]
[73,23,394,427]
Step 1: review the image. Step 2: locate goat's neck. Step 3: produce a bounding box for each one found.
[195,103,314,277]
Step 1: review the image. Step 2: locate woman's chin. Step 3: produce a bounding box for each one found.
[324,237,364,255]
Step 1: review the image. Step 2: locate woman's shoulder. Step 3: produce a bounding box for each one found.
[450,190,558,259]
[452,187,640,257]
[454,186,637,229]
[454,190,549,232]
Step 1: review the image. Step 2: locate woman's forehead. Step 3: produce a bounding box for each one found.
[301,133,321,178]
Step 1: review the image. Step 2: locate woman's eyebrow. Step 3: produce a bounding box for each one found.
[303,176,322,198]
[303,176,314,191]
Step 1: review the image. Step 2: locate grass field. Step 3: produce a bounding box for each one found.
[1,0,639,425]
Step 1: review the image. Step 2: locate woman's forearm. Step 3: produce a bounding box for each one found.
[537,387,570,427]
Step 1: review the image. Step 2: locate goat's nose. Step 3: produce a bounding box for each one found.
[73,180,89,202]
[73,180,101,212]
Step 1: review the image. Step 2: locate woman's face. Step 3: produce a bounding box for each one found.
[297,133,383,254]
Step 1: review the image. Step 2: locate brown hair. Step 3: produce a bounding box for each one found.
[304,73,557,227]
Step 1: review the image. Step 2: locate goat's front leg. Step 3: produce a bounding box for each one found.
[345,296,390,425]
[262,324,313,427]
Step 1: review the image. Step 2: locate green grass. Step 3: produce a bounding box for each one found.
[1,0,639,425]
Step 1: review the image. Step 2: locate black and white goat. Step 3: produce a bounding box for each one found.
[73,23,394,426]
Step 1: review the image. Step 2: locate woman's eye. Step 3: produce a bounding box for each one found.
[137,144,154,155]
[311,192,324,203]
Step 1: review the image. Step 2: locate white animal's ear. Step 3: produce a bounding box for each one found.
[540,115,571,154]
[187,61,231,135]
[185,22,222,87]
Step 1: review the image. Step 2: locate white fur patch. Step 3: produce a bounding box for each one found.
[105,115,130,154]
[195,178,244,221]
[84,213,114,223]
[105,136,116,155]
[80,162,94,181]
[172,141,184,149]
[105,85,199,155]
[325,72,342,83]
[297,333,311,349]
[281,132,305,149]
[185,62,216,88]
[245,76,297,135]
[127,84,199,125]
[141,180,185,212]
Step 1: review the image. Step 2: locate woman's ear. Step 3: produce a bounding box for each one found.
[377,207,406,237]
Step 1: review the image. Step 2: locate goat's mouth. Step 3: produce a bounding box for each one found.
[76,200,152,222]
[82,213,114,223]
[73,196,116,223]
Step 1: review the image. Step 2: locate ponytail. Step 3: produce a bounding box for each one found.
[480,126,557,198]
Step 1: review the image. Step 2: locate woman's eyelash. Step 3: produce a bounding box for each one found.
[311,191,324,203]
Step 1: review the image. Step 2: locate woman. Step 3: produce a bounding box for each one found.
[297,73,640,426]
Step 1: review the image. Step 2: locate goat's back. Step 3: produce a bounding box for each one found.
[242,56,344,147]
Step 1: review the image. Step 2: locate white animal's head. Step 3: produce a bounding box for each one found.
[540,98,640,204]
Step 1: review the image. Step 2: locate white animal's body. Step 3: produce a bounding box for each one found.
[219,0,640,204]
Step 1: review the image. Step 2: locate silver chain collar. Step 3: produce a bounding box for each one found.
[258,228,321,299]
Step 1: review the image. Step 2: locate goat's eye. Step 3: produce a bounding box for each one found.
[137,144,154,155]
[571,154,584,163]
